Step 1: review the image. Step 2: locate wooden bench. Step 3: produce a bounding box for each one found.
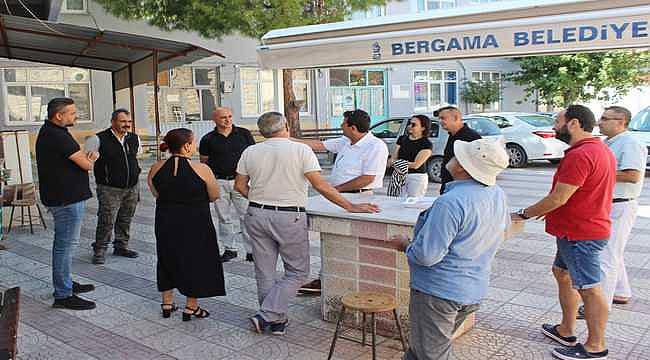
[0,287,20,360]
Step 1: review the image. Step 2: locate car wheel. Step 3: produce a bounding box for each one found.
[506,144,528,168]
[427,156,444,183]
[548,159,561,165]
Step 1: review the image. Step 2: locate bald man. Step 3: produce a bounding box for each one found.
[200,107,256,262]
[435,106,481,194]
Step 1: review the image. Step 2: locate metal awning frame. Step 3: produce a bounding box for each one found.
[0,14,225,159]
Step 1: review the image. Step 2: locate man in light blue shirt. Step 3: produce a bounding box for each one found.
[596,106,647,305]
[392,138,511,360]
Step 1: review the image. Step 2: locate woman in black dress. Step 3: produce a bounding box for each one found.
[391,115,434,197]
[147,128,225,321]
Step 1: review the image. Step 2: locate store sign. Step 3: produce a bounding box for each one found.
[385,19,647,60]
[258,12,650,69]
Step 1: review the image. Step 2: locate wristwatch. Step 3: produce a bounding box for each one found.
[517,208,531,220]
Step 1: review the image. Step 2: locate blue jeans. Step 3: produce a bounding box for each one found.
[49,201,86,299]
[553,237,607,290]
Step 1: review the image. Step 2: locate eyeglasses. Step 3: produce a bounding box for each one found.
[408,122,418,127]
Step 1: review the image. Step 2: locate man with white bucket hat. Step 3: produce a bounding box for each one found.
[391,138,511,360]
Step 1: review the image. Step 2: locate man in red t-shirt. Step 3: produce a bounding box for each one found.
[512,105,616,360]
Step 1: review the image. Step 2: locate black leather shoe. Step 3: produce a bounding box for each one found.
[113,248,139,258]
[53,295,96,310]
[221,250,238,262]
[72,281,95,294]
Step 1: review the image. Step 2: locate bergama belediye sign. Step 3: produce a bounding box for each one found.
[257,13,650,69]
[388,20,647,58]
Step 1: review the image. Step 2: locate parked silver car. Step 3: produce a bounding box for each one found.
[629,106,650,170]
[476,112,568,168]
[369,115,504,182]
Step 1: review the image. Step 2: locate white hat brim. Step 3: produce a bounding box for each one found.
[453,140,497,186]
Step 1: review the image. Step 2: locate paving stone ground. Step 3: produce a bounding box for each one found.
[2,161,650,360]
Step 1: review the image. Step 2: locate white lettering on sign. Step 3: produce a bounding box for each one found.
[390,21,648,57]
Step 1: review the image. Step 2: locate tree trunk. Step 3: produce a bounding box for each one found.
[283,69,303,137]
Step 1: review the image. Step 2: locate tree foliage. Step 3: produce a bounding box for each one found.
[508,51,650,108]
[94,0,387,39]
[461,80,501,113]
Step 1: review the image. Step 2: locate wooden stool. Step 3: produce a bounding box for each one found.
[327,291,407,360]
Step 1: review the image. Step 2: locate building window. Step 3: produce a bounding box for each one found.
[413,70,457,113]
[61,0,87,13]
[417,0,457,12]
[350,5,386,20]
[155,66,219,122]
[240,68,276,117]
[470,71,501,112]
[329,69,386,122]
[3,67,92,125]
[292,70,312,115]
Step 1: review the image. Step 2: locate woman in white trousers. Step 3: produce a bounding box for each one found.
[390,115,434,197]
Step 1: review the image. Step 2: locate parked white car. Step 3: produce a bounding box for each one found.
[629,106,650,170]
[369,115,504,182]
[476,112,568,168]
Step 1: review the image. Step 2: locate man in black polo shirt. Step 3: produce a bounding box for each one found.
[200,107,255,262]
[36,98,98,310]
[85,108,141,264]
[436,106,481,194]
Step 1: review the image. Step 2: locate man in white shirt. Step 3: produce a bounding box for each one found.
[234,111,378,336]
[295,109,389,193]
[578,106,647,315]
[293,109,389,293]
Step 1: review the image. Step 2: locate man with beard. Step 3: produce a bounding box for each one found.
[512,105,615,360]
[36,98,97,310]
[85,109,141,264]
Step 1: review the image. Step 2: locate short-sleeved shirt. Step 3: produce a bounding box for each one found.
[323,133,389,189]
[605,131,647,199]
[440,124,481,193]
[236,138,321,207]
[545,137,616,241]
[199,126,255,178]
[396,135,433,173]
[35,121,92,207]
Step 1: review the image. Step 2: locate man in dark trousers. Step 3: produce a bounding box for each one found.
[436,106,481,194]
[85,108,141,264]
[36,97,97,310]
[200,107,256,262]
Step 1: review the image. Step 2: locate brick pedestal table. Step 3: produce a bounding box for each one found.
[306,193,475,339]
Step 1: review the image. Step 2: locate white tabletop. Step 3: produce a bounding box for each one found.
[306,194,437,226]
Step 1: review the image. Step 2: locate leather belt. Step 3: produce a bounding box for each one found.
[612,198,633,203]
[341,188,372,194]
[249,202,305,212]
[216,175,236,180]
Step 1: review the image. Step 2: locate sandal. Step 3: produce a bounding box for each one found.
[182,306,210,321]
[160,303,178,318]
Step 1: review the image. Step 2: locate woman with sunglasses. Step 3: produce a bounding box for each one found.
[391,115,434,197]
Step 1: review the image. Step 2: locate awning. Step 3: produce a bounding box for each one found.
[0,14,224,90]
[257,0,650,69]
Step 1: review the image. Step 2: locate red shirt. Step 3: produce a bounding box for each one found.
[545,137,616,241]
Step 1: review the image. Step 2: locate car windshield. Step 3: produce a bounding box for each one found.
[629,108,650,132]
[370,119,403,138]
[515,114,555,127]
[465,117,501,136]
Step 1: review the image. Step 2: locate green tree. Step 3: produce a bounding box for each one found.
[95,0,387,135]
[508,51,650,109]
[461,80,501,113]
